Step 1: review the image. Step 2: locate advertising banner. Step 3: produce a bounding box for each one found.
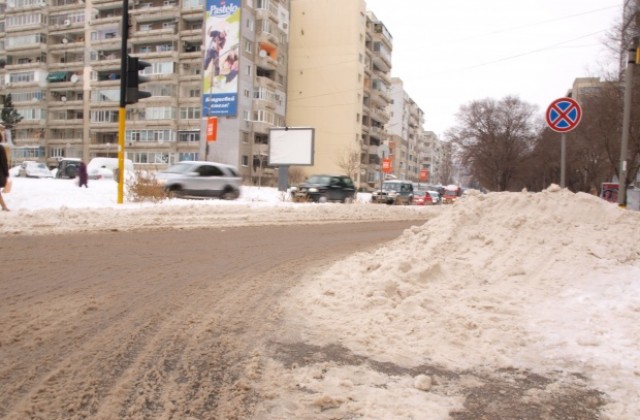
[202,0,240,117]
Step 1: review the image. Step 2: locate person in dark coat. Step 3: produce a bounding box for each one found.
[78,161,88,188]
[0,134,10,211]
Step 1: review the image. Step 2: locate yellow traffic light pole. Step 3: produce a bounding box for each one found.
[117,0,130,204]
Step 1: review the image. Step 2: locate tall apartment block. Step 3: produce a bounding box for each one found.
[388,77,425,183]
[0,0,290,186]
[287,0,393,189]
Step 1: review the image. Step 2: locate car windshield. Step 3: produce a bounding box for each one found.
[382,182,402,191]
[164,163,194,174]
[306,175,331,185]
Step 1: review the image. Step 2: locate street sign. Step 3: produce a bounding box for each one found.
[546,97,582,133]
[377,144,390,159]
[419,168,429,181]
[382,158,392,174]
[206,116,218,142]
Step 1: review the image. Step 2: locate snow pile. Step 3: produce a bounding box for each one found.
[261,185,640,419]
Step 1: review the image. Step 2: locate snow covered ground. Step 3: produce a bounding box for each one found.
[1,172,639,419]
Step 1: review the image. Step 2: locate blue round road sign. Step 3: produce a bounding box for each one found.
[546,97,582,133]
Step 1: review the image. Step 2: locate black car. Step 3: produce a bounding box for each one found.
[291,175,356,203]
[55,158,82,179]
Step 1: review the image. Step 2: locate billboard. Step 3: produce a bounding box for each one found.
[202,0,240,117]
[268,127,314,166]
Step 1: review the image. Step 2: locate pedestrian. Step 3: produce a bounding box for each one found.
[0,133,10,211]
[78,161,88,188]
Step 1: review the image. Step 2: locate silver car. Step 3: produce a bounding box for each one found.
[155,161,242,199]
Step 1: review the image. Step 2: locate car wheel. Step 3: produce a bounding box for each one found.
[167,186,182,199]
[318,194,329,203]
[220,187,238,200]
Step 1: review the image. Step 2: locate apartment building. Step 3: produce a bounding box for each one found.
[387,77,425,183]
[0,0,290,185]
[286,0,393,189]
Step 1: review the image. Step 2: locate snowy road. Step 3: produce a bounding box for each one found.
[0,221,421,419]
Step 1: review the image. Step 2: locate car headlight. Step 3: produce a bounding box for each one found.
[309,187,318,193]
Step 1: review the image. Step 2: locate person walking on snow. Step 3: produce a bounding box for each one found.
[78,161,88,188]
[0,134,10,211]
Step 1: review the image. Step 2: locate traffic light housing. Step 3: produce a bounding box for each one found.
[125,55,152,104]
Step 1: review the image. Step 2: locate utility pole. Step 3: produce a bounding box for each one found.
[618,37,639,208]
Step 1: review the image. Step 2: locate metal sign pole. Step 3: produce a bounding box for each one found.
[561,133,566,188]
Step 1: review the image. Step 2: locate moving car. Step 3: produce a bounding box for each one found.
[412,190,434,206]
[18,161,53,178]
[291,175,356,203]
[155,160,241,199]
[371,180,414,205]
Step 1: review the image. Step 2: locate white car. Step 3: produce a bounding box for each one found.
[155,161,242,199]
[18,161,54,178]
[87,157,135,181]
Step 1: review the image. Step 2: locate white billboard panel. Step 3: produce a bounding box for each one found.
[268,127,314,166]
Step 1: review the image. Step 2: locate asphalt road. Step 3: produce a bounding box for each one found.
[0,220,422,419]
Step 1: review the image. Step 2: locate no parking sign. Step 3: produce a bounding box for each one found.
[546,97,582,132]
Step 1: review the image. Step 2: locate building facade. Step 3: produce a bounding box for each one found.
[1,0,440,190]
[0,0,290,185]
[286,0,393,189]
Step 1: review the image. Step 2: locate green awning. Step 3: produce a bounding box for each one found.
[47,71,70,82]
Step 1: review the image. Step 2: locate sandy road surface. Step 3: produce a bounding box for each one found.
[0,221,422,419]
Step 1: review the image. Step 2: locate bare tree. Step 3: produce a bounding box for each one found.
[447,96,540,191]
[438,141,455,185]
[336,147,360,181]
[288,166,306,185]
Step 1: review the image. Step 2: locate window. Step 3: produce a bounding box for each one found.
[197,164,224,177]
[17,108,46,120]
[179,152,198,161]
[178,131,199,142]
[242,155,249,166]
[179,106,201,120]
[244,39,253,54]
[91,110,119,123]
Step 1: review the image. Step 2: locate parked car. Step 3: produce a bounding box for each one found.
[371,180,414,205]
[87,157,134,181]
[55,158,82,179]
[154,161,242,199]
[18,161,54,178]
[291,175,356,203]
[412,190,434,206]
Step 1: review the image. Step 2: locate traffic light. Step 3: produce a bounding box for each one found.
[125,55,152,104]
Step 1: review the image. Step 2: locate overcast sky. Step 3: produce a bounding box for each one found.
[365,0,622,136]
